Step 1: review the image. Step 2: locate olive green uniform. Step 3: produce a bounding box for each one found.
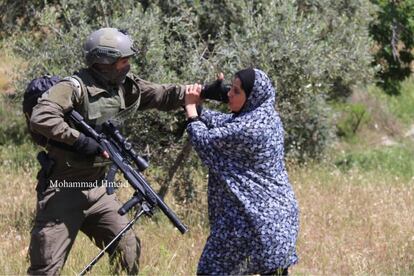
[27,68,185,275]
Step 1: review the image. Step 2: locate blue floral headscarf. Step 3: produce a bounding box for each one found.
[187,69,299,275]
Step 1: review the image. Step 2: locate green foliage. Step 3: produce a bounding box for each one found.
[0,95,29,146]
[365,77,414,127]
[0,0,50,39]
[0,143,38,171]
[335,142,414,181]
[369,0,414,95]
[0,0,145,39]
[3,0,379,206]
[282,94,334,161]
[336,103,370,140]
[209,0,376,160]
[386,76,414,124]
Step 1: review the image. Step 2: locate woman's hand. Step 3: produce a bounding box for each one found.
[185,84,202,118]
[185,83,202,105]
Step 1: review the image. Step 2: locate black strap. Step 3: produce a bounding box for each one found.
[186,116,200,124]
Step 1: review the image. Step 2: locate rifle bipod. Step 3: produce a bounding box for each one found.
[78,200,151,275]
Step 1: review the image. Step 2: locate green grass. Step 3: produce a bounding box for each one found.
[0,93,31,146]
[0,143,38,171]
[330,77,414,182]
[334,141,414,181]
[368,77,414,125]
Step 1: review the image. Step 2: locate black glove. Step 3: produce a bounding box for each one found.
[200,79,230,103]
[72,133,103,156]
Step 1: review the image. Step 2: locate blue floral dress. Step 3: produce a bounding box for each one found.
[187,69,299,275]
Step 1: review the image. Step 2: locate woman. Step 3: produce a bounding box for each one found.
[185,68,299,275]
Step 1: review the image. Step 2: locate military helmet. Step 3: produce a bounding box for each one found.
[83,28,137,66]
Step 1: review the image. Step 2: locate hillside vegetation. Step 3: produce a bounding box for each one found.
[1,0,414,274]
[1,52,414,274]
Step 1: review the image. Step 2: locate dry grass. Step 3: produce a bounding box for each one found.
[0,161,413,275]
[0,51,23,95]
[0,56,10,93]
[0,167,36,275]
[291,164,414,275]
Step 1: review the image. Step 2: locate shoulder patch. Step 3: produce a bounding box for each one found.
[64,76,83,99]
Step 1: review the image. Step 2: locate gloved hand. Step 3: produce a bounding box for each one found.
[72,133,103,156]
[200,79,230,103]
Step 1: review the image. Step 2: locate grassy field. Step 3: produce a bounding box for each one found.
[1,153,413,275]
[1,52,414,275]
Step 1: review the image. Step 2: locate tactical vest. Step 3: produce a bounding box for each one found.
[61,69,141,168]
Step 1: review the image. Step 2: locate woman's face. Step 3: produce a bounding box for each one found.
[228,77,247,112]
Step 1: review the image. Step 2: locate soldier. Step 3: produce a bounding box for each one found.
[28,27,189,275]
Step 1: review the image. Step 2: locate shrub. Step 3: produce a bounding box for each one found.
[336,103,370,140]
[0,95,29,146]
[4,1,378,206]
[209,0,376,160]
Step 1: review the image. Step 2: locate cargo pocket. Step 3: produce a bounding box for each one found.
[29,219,63,266]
